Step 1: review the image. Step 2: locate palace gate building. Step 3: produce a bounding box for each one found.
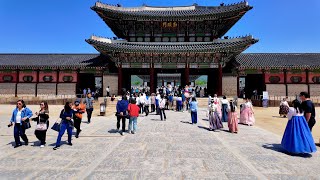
[1,2,320,98]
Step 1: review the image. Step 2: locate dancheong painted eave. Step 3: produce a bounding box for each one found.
[91,1,252,20]
[85,35,258,54]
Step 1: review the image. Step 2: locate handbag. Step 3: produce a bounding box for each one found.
[23,118,31,129]
[51,119,61,132]
[36,117,48,131]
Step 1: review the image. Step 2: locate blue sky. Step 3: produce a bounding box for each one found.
[0,0,319,53]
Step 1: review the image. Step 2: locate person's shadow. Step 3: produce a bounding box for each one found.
[108,129,119,133]
[180,121,192,125]
[262,143,313,158]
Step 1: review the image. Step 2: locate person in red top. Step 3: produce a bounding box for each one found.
[127,99,140,134]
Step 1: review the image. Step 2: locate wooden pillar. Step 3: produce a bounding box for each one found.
[118,64,123,95]
[185,63,190,86]
[35,69,40,97]
[284,69,288,96]
[262,69,266,92]
[15,69,19,97]
[217,63,223,96]
[237,74,240,97]
[150,63,155,93]
[75,69,80,96]
[306,69,310,95]
[56,69,60,96]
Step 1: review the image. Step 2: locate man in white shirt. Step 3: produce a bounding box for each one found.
[106,86,110,97]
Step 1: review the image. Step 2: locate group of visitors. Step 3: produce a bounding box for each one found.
[8,93,95,150]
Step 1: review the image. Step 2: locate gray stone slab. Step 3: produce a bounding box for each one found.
[0,169,33,180]
[86,171,135,180]
[30,170,78,180]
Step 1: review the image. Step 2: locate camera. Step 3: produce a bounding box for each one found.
[8,124,13,127]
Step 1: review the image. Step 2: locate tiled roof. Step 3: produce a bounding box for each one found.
[236,53,320,69]
[0,54,106,69]
[86,35,258,54]
[92,1,252,20]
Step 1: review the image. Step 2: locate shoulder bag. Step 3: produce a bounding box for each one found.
[36,116,48,131]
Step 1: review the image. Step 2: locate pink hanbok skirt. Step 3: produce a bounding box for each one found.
[228,112,238,133]
[240,108,255,125]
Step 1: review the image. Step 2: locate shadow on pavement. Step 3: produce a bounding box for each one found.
[108,129,119,133]
[262,143,313,158]
[202,119,209,121]
[180,121,192,124]
[198,126,211,131]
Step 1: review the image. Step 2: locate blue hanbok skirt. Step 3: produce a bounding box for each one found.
[221,104,228,122]
[281,116,317,154]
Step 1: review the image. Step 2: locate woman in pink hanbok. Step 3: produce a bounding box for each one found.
[228,100,238,133]
[240,98,255,126]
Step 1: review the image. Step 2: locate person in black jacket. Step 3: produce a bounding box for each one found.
[32,101,49,148]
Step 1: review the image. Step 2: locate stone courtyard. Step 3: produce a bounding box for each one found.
[0,105,319,180]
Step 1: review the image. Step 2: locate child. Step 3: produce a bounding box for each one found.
[127,99,140,134]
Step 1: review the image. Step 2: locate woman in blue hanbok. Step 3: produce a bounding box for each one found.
[281,99,317,154]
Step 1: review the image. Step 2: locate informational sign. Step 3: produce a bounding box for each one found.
[263,91,269,100]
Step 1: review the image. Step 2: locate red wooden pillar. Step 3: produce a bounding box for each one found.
[118,64,123,95]
[35,69,40,97]
[284,69,288,96]
[15,69,19,97]
[185,63,190,86]
[217,63,223,96]
[150,63,155,93]
[237,75,240,97]
[56,69,60,96]
[306,69,310,95]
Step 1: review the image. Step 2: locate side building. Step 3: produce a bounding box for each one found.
[1,53,320,97]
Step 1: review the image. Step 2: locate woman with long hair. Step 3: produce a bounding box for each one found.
[33,101,49,148]
[53,102,74,150]
[281,100,317,154]
[8,100,33,148]
[239,98,255,126]
[228,100,238,133]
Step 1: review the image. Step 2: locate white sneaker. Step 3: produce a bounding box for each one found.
[40,145,45,148]
[128,130,132,134]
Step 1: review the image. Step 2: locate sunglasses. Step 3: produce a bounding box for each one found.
[40,104,44,106]
[17,103,22,105]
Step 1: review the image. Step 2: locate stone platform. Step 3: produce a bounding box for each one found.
[0,107,319,180]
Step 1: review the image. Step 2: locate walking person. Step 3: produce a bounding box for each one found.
[116,96,129,135]
[189,97,198,124]
[150,93,156,113]
[240,98,255,126]
[208,99,223,131]
[228,100,238,133]
[84,93,95,124]
[279,98,289,118]
[299,92,316,131]
[53,102,74,150]
[127,99,140,134]
[106,86,110,97]
[221,96,229,122]
[144,93,150,116]
[72,100,86,138]
[159,95,167,121]
[32,102,49,147]
[8,100,33,148]
[281,99,317,154]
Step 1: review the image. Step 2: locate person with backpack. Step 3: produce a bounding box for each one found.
[8,100,33,148]
[159,94,167,121]
[127,99,140,134]
[116,96,129,135]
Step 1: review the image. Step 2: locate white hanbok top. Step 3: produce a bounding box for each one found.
[221,99,229,105]
[280,101,289,107]
[287,107,304,120]
[208,103,218,112]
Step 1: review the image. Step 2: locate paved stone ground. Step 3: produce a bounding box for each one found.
[1,108,320,180]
